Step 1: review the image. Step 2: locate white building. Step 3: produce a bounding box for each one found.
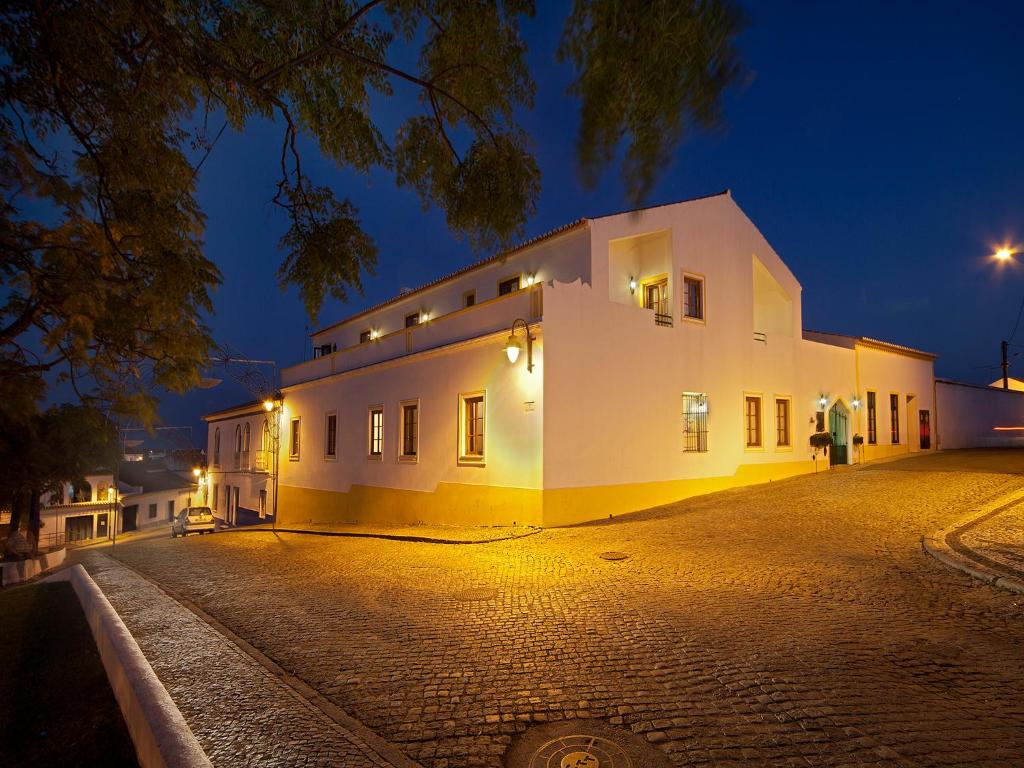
[205,191,1023,528]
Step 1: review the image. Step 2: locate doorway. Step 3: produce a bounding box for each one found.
[122,504,138,532]
[919,410,931,449]
[829,401,850,466]
[65,515,93,543]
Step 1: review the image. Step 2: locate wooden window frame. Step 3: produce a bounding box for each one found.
[289,417,301,461]
[367,405,384,460]
[774,396,792,450]
[399,399,419,463]
[681,271,706,323]
[889,392,900,445]
[744,393,764,450]
[497,275,521,297]
[866,391,877,445]
[324,411,338,461]
[404,312,420,328]
[359,329,372,344]
[458,390,486,466]
[463,289,476,308]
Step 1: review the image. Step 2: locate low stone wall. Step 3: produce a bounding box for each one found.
[0,547,66,586]
[46,564,212,768]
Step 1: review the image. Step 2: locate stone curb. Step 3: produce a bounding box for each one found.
[44,564,212,768]
[218,524,543,545]
[921,488,1024,596]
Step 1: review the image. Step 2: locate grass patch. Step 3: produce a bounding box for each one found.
[0,581,137,766]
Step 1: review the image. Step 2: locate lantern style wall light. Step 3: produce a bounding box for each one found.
[525,273,536,287]
[504,318,535,373]
[851,396,861,410]
[629,276,637,294]
[818,395,828,409]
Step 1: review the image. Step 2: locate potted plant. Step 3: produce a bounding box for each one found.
[852,433,864,464]
[809,432,832,473]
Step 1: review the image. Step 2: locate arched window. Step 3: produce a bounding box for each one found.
[241,423,251,469]
[213,428,221,467]
[234,425,242,469]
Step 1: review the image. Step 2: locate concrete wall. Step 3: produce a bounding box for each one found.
[936,380,1024,448]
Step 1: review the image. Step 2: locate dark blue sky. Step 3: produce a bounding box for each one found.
[166,1,1024,440]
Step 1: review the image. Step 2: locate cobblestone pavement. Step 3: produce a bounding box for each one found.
[77,551,407,768]
[109,452,1024,768]
[959,499,1024,580]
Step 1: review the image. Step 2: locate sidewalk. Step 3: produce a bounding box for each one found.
[224,521,541,544]
[922,488,1024,594]
[75,551,418,768]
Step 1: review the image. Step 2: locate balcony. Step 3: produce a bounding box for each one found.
[254,450,272,472]
[283,284,543,386]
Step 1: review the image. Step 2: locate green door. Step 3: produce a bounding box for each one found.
[829,403,848,466]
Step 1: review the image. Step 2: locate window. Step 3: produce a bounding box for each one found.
[683,275,704,321]
[211,483,218,510]
[213,428,221,466]
[405,312,420,328]
[359,329,372,344]
[459,392,486,463]
[745,395,762,448]
[463,290,476,308]
[890,394,900,444]
[682,393,708,453]
[259,489,267,518]
[775,398,791,448]
[867,392,877,444]
[815,411,825,433]
[498,276,520,296]
[368,406,383,458]
[289,417,301,460]
[400,400,419,460]
[234,424,242,468]
[241,423,250,469]
[642,277,668,314]
[148,503,157,519]
[167,500,174,521]
[324,412,337,459]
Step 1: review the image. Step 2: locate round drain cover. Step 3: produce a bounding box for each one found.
[453,586,498,602]
[599,551,629,561]
[504,720,672,768]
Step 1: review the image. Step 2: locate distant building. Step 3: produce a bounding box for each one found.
[205,191,1024,528]
[989,376,1024,392]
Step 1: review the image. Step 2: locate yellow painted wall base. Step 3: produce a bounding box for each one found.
[277,482,543,528]
[541,460,816,527]
[278,460,819,528]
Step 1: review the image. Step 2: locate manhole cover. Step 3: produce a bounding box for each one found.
[505,720,671,768]
[453,586,499,602]
[532,735,631,768]
[599,551,629,561]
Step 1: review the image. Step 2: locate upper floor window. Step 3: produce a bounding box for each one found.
[642,277,668,314]
[890,394,900,444]
[775,398,791,448]
[683,275,704,321]
[867,392,877,444]
[324,412,337,459]
[464,290,476,308]
[745,395,762,448]
[289,417,300,460]
[359,330,372,344]
[459,392,485,464]
[682,393,708,453]
[498,276,520,296]
[400,400,419,461]
[368,406,383,458]
[213,427,221,466]
[241,423,251,469]
[405,312,420,328]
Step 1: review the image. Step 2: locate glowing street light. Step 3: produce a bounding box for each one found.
[995,246,1014,262]
[504,318,535,372]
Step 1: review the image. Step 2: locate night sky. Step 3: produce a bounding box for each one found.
[163,1,1024,444]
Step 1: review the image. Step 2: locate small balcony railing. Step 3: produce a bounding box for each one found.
[654,312,673,327]
[254,450,271,472]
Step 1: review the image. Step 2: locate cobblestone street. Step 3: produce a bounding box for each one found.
[104,451,1024,768]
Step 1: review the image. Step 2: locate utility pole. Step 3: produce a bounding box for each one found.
[1002,340,1010,389]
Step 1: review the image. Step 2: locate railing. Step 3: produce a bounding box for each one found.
[254,450,271,472]
[754,331,767,344]
[655,312,673,327]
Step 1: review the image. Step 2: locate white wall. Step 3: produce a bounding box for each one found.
[936,380,1024,448]
[205,409,276,520]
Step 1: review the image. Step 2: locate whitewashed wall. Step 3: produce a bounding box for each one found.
[936,380,1024,448]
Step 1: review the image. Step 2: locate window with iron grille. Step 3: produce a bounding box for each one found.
[464,290,476,307]
[682,393,708,452]
[325,412,337,458]
[745,395,762,448]
[498,276,520,296]
[890,394,900,444]
[405,312,420,328]
[368,407,383,457]
[775,398,790,447]
[400,401,418,459]
[683,276,704,320]
[359,329,371,344]
[867,392,877,444]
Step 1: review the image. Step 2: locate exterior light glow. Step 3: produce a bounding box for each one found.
[504,318,534,372]
[852,398,861,410]
[629,276,637,294]
[525,273,535,287]
[263,399,274,412]
[818,395,828,409]
[192,467,201,477]
[370,329,379,340]
[995,247,1014,262]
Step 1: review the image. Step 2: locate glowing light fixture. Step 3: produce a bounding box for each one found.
[852,397,861,410]
[504,318,535,372]
[995,247,1014,262]
[629,276,637,294]
[525,273,536,287]
[192,467,202,477]
[370,329,379,340]
[263,399,275,412]
[818,395,828,409]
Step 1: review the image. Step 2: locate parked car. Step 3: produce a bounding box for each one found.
[172,507,216,537]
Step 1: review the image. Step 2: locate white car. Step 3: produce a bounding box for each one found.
[172,507,216,537]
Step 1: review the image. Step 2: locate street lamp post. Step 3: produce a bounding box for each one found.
[992,246,1019,389]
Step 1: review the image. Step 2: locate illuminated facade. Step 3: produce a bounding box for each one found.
[206,191,946,527]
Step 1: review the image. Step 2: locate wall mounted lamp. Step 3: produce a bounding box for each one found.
[525,273,536,287]
[851,397,861,410]
[629,276,637,294]
[505,318,535,373]
[818,395,828,409]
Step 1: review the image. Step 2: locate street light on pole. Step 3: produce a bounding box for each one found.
[991,245,1022,389]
